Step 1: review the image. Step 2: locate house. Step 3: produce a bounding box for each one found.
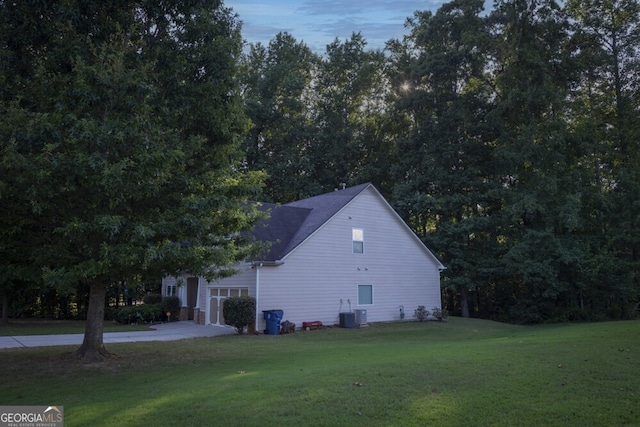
[162,183,445,331]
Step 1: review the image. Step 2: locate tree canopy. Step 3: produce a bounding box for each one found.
[0,0,264,360]
[2,0,638,332]
[237,0,640,323]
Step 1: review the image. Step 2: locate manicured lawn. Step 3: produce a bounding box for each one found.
[0,318,150,336]
[0,318,638,426]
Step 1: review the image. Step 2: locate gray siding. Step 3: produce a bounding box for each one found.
[256,186,441,329]
[165,186,442,330]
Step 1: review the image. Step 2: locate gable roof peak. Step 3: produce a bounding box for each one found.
[285,182,371,209]
[253,183,371,261]
[251,182,444,270]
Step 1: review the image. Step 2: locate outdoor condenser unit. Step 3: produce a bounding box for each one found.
[354,309,367,326]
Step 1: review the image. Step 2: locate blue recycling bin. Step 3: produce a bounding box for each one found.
[263,310,284,335]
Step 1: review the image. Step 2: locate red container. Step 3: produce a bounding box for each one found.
[302,321,323,330]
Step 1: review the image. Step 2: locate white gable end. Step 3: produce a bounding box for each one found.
[281,184,444,270]
[166,183,444,330]
[257,185,443,327]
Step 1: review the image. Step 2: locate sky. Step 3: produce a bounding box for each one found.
[225,0,450,54]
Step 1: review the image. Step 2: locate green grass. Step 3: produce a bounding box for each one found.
[0,318,638,426]
[0,318,151,335]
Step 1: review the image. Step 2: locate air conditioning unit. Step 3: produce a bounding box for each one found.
[355,309,367,326]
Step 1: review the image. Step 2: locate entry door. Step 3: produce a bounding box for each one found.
[186,277,198,320]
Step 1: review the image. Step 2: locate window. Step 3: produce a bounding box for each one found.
[209,288,249,298]
[352,228,364,254]
[358,284,373,305]
[167,285,176,297]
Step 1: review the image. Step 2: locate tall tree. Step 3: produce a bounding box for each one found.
[567,0,640,316]
[488,0,583,322]
[239,33,320,202]
[310,33,389,193]
[390,0,497,317]
[240,32,392,200]
[0,1,264,360]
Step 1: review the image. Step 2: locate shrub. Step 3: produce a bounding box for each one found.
[143,293,162,305]
[432,307,448,321]
[115,306,141,324]
[139,303,162,323]
[414,305,430,322]
[162,296,181,321]
[223,296,256,334]
[114,304,162,324]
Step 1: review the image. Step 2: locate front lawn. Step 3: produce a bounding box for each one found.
[0,318,637,426]
[0,318,151,336]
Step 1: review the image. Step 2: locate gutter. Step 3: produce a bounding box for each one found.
[251,260,284,267]
[255,264,260,333]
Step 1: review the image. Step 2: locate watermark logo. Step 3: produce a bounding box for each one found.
[0,406,63,427]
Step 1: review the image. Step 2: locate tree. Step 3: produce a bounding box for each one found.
[310,33,389,193]
[0,1,264,361]
[239,33,320,202]
[240,32,394,200]
[390,0,498,317]
[567,0,640,316]
[487,0,585,322]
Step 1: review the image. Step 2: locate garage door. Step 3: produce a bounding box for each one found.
[208,287,249,325]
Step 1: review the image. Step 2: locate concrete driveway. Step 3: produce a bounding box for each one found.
[0,321,235,349]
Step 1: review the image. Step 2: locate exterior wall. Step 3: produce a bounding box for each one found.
[256,187,442,330]
[162,265,258,325]
[161,275,189,320]
[162,276,178,298]
[162,186,442,330]
[200,262,257,325]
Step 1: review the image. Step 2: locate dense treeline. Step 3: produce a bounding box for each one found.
[0,0,637,331]
[239,0,640,323]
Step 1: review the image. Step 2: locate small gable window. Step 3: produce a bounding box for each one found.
[352,228,364,254]
[358,284,373,305]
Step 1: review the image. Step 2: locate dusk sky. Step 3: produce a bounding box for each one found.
[225,0,453,54]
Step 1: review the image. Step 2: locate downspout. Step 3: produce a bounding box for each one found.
[254,263,261,332]
[195,277,201,324]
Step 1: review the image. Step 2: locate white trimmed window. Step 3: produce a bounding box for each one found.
[358,284,373,305]
[166,285,177,297]
[352,228,364,254]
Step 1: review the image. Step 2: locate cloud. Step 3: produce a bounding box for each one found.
[298,0,431,16]
[226,0,451,53]
[312,17,405,43]
[240,22,295,39]
[231,2,298,17]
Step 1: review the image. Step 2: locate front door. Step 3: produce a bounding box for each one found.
[186,277,198,320]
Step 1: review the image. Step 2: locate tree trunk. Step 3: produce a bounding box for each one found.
[459,285,470,318]
[74,279,111,362]
[0,289,8,327]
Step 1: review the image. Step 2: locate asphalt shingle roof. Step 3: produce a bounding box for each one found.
[253,183,371,262]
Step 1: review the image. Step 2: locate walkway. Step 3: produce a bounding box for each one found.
[0,321,234,349]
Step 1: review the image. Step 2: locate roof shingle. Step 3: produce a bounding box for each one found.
[253,183,371,262]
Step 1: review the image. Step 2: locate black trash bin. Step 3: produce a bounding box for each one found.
[263,310,284,335]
